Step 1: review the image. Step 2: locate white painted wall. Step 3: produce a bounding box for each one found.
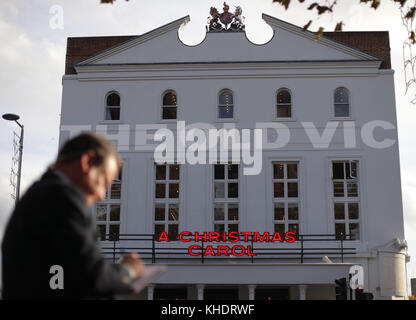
[59,16,407,299]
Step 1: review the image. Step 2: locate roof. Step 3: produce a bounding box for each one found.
[323,31,391,69]
[65,31,391,75]
[65,35,138,74]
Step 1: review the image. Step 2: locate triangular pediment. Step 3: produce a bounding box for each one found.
[75,14,380,68]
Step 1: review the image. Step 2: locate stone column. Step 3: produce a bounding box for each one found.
[196,284,205,300]
[147,285,154,300]
[248,285,256,300]
[299,285,307,300]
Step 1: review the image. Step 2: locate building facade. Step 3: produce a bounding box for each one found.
[60,12,408,300]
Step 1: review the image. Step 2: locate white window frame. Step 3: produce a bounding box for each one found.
[94,166,123,241]
[272,161,300,235]
[161,90,179,121]
[331,160,361,240]
[217,89,235,121]
[332,87,352,119]
[213,163,240,233]
[104,91,122,122]
[154,163,181,240]
[276,88,293,120]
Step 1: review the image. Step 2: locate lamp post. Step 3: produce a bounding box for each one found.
[2,113,24,204]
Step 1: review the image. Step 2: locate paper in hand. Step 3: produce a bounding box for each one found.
[130,265,167,293]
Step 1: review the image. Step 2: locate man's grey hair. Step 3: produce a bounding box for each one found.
[56,132,121,169]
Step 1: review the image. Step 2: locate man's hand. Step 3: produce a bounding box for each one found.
[119,252,145,280]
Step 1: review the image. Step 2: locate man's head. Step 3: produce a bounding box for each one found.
[55,132,121,206]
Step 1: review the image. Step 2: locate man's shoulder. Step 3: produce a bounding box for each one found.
[22,170,85,208]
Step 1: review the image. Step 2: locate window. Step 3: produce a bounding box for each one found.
[95,166,122,241]
[214,163,239,232]
[334,88,350,117]
[332,160,360,240]
[218,89,234,119]
[154,164,180,240]
[105,92,121,120]
[272,162,300,236]
[276,89,292,118]
[162,91,177,120]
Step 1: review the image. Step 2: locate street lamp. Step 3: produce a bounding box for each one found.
[2,113,24,204]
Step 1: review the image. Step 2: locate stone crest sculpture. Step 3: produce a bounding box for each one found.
[207,3,245,32]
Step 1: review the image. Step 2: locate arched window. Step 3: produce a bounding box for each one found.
[162,91,177,120]
[105,92,120,120]
[218,89,234,119]
[334,88,350,117]
[276,89,292,118]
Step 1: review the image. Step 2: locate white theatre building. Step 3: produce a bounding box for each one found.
[59,11,409,300]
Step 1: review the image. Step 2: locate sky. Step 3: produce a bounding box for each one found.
[0,0,415,295]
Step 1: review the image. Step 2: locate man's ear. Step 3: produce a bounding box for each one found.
[79,152,93,174]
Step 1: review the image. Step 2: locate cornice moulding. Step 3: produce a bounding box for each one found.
[75,60,382,73]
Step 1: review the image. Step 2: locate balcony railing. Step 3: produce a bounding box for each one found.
[100,233,356,264]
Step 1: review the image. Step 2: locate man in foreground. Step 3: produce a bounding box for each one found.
[1,132,144,299]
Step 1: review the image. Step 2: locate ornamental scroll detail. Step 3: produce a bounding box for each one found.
[207,2,245,32]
